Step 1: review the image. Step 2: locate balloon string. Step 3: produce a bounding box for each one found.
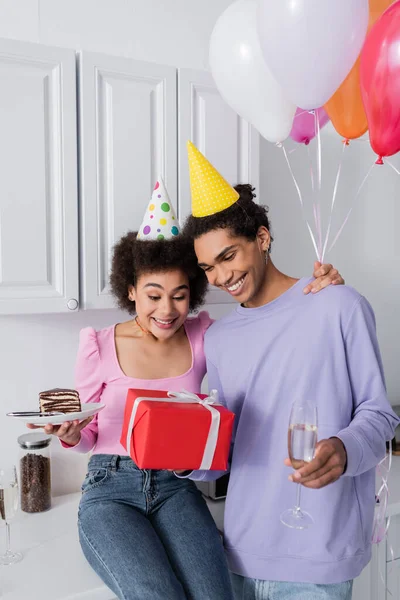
[373,443,392,544]
[373,443,394,597]
[312,111,323,257]
[294,110,309,119]
[321,142,347,262]
[307,144,315,194]
[327,161,375,254]
[281,145,320,260]
[316,204,322,260]
[386,159,400,175]
[315,111,322,192]
[306,144,320,255]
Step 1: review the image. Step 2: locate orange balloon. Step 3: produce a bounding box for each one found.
[325,0,394,140]
[369,0,394,26]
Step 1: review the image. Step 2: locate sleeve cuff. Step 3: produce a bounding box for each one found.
[59,433,92,453]
[174,470,208,481]
[173,470,193,479]
[336,429,363,477]
[60,439,80,450]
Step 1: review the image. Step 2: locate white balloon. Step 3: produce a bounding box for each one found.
[209,0,296,143]
[257,0,369,110]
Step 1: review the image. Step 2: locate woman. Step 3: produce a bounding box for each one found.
[28,181,343,600]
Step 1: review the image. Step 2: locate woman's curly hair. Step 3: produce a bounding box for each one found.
[110,232,208,315]
[182,184,273,250]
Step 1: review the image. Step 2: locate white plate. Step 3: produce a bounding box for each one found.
[7,404,106,426]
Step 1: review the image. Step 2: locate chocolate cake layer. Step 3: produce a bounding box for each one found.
[39,388,81,414]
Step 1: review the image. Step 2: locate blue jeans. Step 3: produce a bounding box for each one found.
[78,455,233,600]
[231,574,353,600]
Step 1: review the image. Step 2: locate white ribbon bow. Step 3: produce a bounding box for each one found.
[126,389,221,470]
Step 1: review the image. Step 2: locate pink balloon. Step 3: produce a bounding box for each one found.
[290,107,330,145]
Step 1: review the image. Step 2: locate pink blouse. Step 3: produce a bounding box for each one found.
[63,311,214,455]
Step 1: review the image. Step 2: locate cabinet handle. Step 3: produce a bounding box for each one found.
[67,298,79,311]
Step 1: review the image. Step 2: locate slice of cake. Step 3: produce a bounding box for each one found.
[39,388,81,414]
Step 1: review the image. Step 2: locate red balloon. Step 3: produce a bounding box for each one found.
[361,0,400,160]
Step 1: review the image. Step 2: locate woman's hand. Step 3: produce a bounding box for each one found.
[303,261,344,295]
[26,416,94,447]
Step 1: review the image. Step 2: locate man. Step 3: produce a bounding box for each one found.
[181,142,399,600]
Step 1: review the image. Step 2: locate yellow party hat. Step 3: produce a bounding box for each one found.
[187,141,239,217]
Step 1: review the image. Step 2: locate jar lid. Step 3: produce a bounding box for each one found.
[17,432,52,449]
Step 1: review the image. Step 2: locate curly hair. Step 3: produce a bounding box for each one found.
[109,232,208,315]
[182,184,273,250]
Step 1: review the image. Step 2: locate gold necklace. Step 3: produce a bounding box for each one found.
[134,316,151,335]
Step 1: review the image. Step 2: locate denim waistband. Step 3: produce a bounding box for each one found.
[88,454,140,472]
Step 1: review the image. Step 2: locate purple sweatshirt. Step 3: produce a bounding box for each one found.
[191,278,399,584]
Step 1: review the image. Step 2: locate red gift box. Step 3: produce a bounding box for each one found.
[120,388,235,470]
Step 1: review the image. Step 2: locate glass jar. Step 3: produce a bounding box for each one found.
[17,432,52,513]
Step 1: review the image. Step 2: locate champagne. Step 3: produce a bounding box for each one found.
[0,483,19,522]
[288,423,317,470]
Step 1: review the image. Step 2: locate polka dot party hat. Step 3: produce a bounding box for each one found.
[187,141,239,217]
[137,176,180,241]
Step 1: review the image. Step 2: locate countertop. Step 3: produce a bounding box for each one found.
[0,491,225,600]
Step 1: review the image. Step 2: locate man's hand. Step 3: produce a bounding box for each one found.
[303,262,344,295]
[284,437,347,489]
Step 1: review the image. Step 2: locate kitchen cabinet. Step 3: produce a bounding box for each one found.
[0,38,79,314]
[178,67,260,304]
[178,67,259,224]
[0,43,259,314]
[80,63,260,309]
[78,51,177,310]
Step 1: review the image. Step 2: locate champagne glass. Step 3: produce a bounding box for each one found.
[280,401,318,530]
[0,466,22,564]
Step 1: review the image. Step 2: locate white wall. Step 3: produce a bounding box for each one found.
[0,0,232,69]
[261,125,400,406]
[0,0,233,495]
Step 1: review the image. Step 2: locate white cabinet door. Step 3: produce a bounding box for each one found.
[387,559,400,599]
[79,52,177,309]
[349,540,387,600]
[178,68,259,304]
[0,39,79,314]
[387,514,400,561]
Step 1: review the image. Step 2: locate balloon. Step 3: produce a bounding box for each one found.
[209,0,296,143]
[325,0,394,140]
[361,1,400,159]
[369,0,395,23]
[290,108,329,145]
[324,57,368,140]
[257,0,369,110]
